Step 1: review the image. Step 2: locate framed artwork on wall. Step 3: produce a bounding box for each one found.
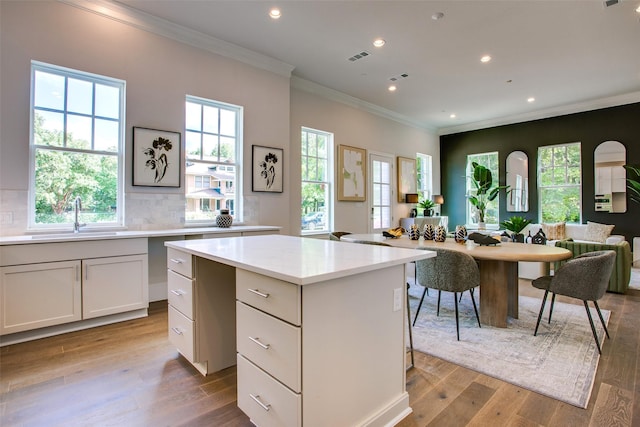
[338,144,367,201]
[132,127,181,187]
[252,145,283,193]
[397,156,417,202]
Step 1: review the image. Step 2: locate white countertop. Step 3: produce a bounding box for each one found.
[165,234,434,285]
[0,225,280,245]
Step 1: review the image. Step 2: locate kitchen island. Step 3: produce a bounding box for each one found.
[165,235,434,427]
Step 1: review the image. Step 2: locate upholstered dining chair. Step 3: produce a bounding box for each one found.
[350,239,414,369]
[532,250,616,354]
[412,247,481,341]
[330,231,352,241]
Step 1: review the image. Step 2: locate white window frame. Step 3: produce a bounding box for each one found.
[466,151,501,228]
[417,153,433,203]
[28,61,125,230]
[537,142,582,223]
[301,127,333,235]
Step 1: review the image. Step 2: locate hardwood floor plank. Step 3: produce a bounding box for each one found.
[588,383,633,427]
[426,381,495,426]
[467,382,529,426]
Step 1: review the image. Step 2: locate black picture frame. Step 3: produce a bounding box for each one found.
[252,145,283,193]
[132,127,181,187]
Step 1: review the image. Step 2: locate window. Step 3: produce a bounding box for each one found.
[29,61,124,229]
[301,127,332,233]
[466,152,500,226]
[417,153,433,202]
[538,143,581,223]
[185,96,242,221]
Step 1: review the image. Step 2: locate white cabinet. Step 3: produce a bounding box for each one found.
[0,261,81,334]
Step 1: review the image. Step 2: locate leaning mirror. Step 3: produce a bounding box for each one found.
[594,140,626,213]
[506,151,528,212]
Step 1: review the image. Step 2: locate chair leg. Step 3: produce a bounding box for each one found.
[412,284,428,326]
[548,293,556,324]
[454,292,460,341]
[534,290,549,336]
[593,300,610,339]
[584,300,602,355]
[406,285,414,370]
[458,287,474,303]
[469,288,481,328]
[436,290,442,317]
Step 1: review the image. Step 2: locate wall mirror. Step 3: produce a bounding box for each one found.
[506,151,529,212]
[594,140,626,213]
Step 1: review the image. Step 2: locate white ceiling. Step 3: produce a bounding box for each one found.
[110,0,640,133]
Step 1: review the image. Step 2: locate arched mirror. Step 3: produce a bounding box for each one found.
[594,140,626,213]
[506,151,529,212]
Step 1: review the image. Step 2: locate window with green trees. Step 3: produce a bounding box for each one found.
[538,143,582,223]
[301,128,332,233]
[30,62,124,228]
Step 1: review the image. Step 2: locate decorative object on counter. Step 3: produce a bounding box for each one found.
[409,224,421,240]
[500,231,511,243]
[467,232,500,246]
[410,208,418,218]
[468,162,510,229]
[215,209,233,228]
[532,229,547,245]
[434,225,447,242]
[525,231,533,244]
[454,225,467,243]
[499,215,532,243]
[382,227,404,238]
[423,223,435,240]
[252,145,283,193]
[418,198,435,217]
[133,127,181,187]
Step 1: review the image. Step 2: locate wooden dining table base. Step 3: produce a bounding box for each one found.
[477,259,520,328]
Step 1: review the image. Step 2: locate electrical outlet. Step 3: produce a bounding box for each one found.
[393,288,402,312]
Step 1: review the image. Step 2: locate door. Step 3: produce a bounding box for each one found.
[369,153,394,233]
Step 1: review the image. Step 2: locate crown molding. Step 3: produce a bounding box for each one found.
[58,0,295,78]
[291,77,436,132]
[438,91,640,136]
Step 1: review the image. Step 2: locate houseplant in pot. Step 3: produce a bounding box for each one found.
[418,198,435,216]
[500,216,532,243]
[468,162,510,229]
[625,164,640,205]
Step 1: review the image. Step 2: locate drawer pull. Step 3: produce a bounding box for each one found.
[249,394,271,411]
[170,289,185,296]
[248,336,270,349]
[169,258,184,265]
[171,327,183,335]
[247,288,270,298]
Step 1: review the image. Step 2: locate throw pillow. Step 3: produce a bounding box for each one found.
[541,222,566,240]
[584,221,615,243]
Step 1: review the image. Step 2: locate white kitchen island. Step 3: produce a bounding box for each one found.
[165,235,434,427]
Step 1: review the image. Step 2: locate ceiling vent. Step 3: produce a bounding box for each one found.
[389,73,409,82]
[348,51,370,62]
[603,0,619,7]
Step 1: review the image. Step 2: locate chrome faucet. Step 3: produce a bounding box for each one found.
[74,196,85,233]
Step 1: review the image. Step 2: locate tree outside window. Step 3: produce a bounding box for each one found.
[301,128,332,233]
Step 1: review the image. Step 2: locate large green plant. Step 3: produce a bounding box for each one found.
[624,164,640,205]
[500,216,532,234]
[468,162,510,223]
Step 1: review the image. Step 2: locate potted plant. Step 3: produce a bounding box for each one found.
[468,162,510,229]
[418,198,435,217]
[624,164,640,205]
[500,216,532,243]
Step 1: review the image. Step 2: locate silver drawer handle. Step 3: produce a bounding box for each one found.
[249,394,271,411]
[247,288,269,298]
[170,258,184,264]
[248,336,270,349]
[171,327,183,335]
[170,289,185,296]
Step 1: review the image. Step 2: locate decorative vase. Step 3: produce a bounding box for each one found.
[512,233,525,243]
[423,224,435,240]
[478,221,486,230]
[409,224,420,240]
[454,225,467,243]
[215,209,233,228]
[532,229,547,245]
[434,225,447,242]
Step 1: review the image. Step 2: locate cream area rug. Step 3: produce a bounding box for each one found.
[407,284,609,409]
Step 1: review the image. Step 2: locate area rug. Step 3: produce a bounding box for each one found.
[408,285,609,408]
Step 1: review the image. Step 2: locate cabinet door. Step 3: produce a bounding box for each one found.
[1,261,81,335]
[83,255,149,319]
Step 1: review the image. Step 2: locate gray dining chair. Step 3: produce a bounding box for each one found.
[351,239,415,369]
[532,250,616,354]
[412,247,481,341]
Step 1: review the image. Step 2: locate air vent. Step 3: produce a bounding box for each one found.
[603,0,619,7]
[389,73,409,82]
[347,51,370,62]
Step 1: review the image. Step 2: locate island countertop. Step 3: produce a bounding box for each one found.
[165,234,434,285]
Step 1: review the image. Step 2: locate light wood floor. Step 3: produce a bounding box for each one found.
[1,282,638,426]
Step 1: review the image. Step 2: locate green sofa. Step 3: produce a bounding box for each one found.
[554,240,632,294]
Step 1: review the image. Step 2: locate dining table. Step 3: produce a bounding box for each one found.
[341,233,572,328]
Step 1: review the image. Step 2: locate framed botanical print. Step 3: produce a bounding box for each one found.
[252,145,283,192]
[133,127,181,187]
[338,144,366,201]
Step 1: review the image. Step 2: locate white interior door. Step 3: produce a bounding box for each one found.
[369,153,394,233]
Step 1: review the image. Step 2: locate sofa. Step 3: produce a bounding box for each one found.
[517,222,632,293]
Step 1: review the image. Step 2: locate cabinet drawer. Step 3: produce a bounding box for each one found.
[167,270,194,319]
[168,305,195,362]
[237,354,301,427]
[236,269,300,325]
[167,248,193,278]
[237,302,301,392]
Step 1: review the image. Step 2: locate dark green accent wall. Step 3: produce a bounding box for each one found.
[440,102,640,242]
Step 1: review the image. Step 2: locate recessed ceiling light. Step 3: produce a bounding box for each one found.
[527,97,536,103]
[388,85,397,92]
[373,38,385,48]
[480,55,492,63]
[432,12,444,20]
[450,113,456,119]
[636,4,640,12]
[269,8,281,19]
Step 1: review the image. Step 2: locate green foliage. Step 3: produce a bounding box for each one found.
[468,162,510,223]
[624,164,640,205]
[418,199,434,210]
[500,216,532,234]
